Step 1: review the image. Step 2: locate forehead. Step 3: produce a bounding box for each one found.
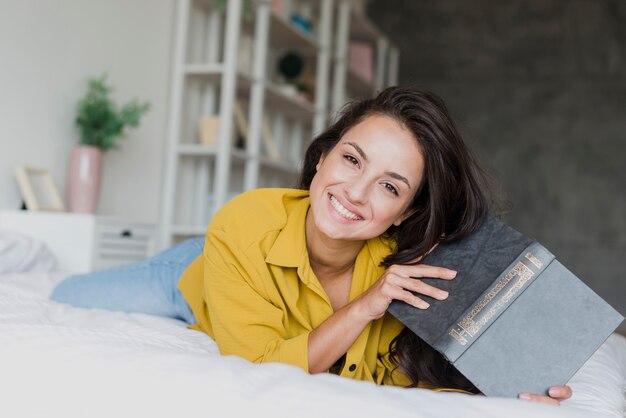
[340,114,422,157]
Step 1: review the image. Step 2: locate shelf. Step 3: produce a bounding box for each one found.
[184,63,224,76]
[259,155,300,174]
[237,73,315,118]
[243,11,318,57]
[178,144,250,162]
[178,143,218,156]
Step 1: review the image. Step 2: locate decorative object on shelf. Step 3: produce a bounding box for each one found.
[348,40,374,83]
[198,115,220,146]
[14,165,65,212]
[289,13,312,34]
[276,51,311,102]
[278,51,304,80]
[68,75,150,214]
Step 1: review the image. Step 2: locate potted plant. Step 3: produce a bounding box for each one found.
[67,75,150,213]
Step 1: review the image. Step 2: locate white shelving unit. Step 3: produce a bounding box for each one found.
[159,0,397,248]
[159,0,335,248]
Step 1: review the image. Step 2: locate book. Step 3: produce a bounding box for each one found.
[387,215,624,397]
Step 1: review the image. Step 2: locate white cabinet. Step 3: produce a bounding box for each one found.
[0,211,156,274]
[158,0,397,249]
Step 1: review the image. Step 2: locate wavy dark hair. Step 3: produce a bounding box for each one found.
[299,86,499,392]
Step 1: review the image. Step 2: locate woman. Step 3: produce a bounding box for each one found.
[51,86,570,403]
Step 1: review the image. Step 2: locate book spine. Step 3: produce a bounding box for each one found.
[433,242,554,363]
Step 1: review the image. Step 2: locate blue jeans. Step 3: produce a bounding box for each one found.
[49,237,204,325]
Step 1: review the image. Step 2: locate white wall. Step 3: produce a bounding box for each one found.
[0,0,175,223]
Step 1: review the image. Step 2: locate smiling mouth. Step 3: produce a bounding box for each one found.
[329,194,363,221]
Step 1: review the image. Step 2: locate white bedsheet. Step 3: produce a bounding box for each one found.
[0,272,623,418]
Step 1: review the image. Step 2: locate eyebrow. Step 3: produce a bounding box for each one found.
[345,142,412,189]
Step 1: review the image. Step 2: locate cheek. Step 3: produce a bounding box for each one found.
[372,195,411,223]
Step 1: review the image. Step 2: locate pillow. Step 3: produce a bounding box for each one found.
[564,332,626,417]
[0,230,57,274]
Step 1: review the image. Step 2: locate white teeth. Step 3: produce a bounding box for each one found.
[329,195,362,221]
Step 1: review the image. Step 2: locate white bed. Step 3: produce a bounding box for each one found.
[0,271,624,418]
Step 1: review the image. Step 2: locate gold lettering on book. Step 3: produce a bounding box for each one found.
[448,261,535,345]
[449,329,468,346]
[525,252,543,269]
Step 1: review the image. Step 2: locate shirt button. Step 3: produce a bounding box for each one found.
[348,364,357,372]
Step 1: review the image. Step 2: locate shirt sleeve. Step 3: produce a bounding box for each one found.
[203,228,310,372]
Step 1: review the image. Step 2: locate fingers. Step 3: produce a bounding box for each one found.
[388,273,449,301]
[392,286,431,310]
[387,264,457,281]
[518,392,560,405]
[518,386,572,405]
[381,264,455,310]
[548,385,572,400]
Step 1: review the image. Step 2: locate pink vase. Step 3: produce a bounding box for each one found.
[67,145,103,213]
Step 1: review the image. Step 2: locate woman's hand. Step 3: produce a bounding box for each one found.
[353,263,456,321]
[518,385,572,405]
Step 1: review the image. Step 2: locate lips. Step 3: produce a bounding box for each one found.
[329,194,364,221]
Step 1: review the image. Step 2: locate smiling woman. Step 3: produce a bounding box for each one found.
[50,86,570,403]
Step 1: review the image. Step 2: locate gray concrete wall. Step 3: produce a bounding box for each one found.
[368,0,626,333]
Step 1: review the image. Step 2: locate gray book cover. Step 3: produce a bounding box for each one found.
[387,215,624,397]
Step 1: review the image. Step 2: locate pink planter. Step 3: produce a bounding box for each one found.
[66,145,102,213]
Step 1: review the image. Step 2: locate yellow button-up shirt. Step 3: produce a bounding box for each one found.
[178,188,411,386]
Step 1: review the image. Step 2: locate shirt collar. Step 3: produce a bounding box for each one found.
[265,193,310,268]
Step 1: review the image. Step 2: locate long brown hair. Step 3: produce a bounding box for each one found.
[300,86,499,391]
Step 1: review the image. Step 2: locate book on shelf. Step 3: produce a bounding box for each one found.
[387,215,624,397]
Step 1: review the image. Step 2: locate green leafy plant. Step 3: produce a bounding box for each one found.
[76,75,150,150]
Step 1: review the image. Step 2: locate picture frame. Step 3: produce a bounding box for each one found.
[14,165,66,212]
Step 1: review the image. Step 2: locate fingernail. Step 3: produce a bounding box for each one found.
[518,393,531,400]
[420,302,430,309]
[549,387,560,397]
[439,291,449,299]
[447,270,457,278]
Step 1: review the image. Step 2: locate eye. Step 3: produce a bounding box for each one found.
[343,154,359,167]
[383,183,399,196]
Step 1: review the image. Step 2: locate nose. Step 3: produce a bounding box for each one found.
[344,176,369,205]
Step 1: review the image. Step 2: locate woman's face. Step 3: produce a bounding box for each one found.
[308,114,425,243]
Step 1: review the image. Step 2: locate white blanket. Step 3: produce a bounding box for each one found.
[0,272,624,418]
